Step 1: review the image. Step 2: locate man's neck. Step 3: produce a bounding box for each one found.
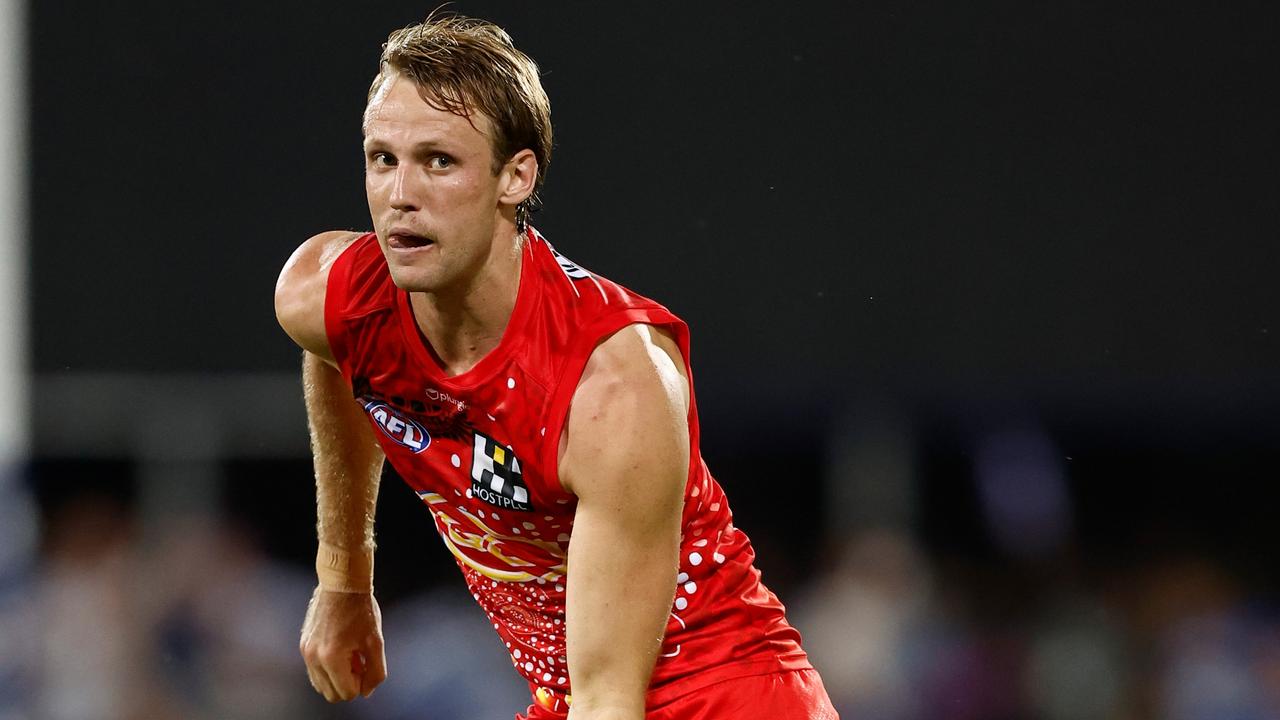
[409,240,523,377]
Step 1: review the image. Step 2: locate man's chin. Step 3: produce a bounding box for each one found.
[386,267,440,293]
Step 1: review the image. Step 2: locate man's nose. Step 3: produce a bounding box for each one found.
[389,165,421,212]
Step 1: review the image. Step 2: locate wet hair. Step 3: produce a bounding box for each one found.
[369,11,553,230]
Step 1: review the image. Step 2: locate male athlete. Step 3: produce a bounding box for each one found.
[274,13,837,720]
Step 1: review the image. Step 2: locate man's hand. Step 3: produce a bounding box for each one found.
[300,587,388,702]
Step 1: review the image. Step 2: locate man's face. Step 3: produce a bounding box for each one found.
[363,74,509,293]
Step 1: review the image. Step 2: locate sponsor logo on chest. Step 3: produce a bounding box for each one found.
[356,379,536,510]
[364,400,430,453]
[471,431,534,512]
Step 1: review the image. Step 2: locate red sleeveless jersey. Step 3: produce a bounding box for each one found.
[324,228,811,713]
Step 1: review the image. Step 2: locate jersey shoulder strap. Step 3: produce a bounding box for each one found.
[323,232,395,371]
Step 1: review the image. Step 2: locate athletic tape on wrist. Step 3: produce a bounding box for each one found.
[315,542,374,593]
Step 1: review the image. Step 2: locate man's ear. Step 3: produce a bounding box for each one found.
[498,149,538,207]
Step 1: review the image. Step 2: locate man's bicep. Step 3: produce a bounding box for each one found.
[567,406,687,534]
[560,325,690,506]
[561,326,691,581]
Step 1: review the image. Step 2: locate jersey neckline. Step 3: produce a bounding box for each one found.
[394,231,539,390]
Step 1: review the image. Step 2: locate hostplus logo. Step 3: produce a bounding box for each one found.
[471,432,533,511]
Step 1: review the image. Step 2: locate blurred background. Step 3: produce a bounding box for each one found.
[3,1,1278,718]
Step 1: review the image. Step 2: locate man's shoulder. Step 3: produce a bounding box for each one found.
[529,231,674,326]
[311,230,369,270]
[522,230,690,400]
[275,230,369,361]
[559,323,691,496]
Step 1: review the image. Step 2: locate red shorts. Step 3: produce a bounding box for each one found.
[518,669,839,720]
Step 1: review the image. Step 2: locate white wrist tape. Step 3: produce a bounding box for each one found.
[316,542,374,593]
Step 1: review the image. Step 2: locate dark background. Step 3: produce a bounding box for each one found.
[33,1,1278,384]
[31,0,1280,572]
[22,1,1280,718]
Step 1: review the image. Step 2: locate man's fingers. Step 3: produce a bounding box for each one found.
[322,648,362,701]
[307,663,339,703]
[361,644,389,697]
[351,650,371,698]
[304,643,359,702]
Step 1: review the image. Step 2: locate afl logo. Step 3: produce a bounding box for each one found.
[364,401,430,453]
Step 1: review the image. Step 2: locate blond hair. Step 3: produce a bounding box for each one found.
[370,12,553,229]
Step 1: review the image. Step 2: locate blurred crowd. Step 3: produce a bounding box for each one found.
[797,528,1280,720]
[3,419,1279,720]
[0,493,531,720]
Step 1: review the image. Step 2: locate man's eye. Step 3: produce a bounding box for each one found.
[370,152,395,167]
[429,155,453,169]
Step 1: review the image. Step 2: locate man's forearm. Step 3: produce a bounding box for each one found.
[297,352,390,702]
[563,504,678,720]
[303,351,384,586]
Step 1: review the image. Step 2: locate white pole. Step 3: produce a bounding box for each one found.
[0,0,27,465]
[0,0,35,589]
[0,0,34,713]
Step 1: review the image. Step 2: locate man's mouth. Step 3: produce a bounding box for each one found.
[387,232,434,250]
